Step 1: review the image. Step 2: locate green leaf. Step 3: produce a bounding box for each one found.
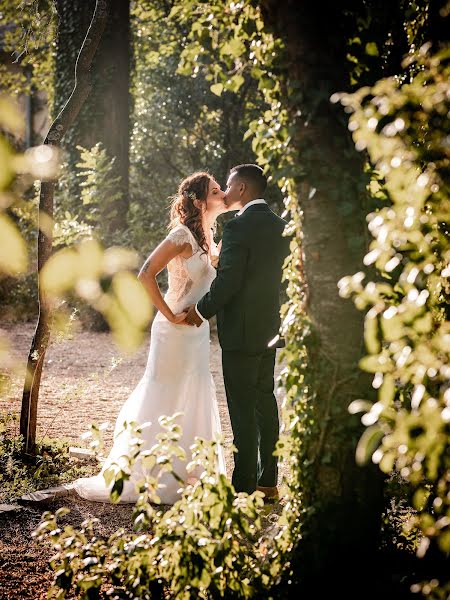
[168,5,183,19]
[200,569,211,588]
[348,399,373,414]
[364,315,380,354]
[228,74,245,93]
[413,487,429,511]
[103,467,115,487]
[355,425,384,465]
[365,42,379,56]
[379,375,395,405]
[110,477,124,503]
[0,214,27,275]
[40,247,78,294]
[359,354,391,373]
[438,530,450,553]
[210,83,224,96]
[221,38,246,58]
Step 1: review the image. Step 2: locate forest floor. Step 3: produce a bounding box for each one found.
[0,321,286,599]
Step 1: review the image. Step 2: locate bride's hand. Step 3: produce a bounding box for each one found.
[210,240,222,268]
[170,311,188,324]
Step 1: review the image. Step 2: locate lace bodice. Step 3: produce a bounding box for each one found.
[161,224,217,316]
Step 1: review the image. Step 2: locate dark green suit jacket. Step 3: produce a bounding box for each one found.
[197,203,290,353]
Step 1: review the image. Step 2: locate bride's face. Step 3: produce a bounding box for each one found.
[205,179,227,215]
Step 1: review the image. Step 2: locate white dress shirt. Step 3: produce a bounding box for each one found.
[194,199,267,323]
[235,198,267,215]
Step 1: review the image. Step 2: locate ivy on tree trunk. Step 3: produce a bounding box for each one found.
[258,0,407,593]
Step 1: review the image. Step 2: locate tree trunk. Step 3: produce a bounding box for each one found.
[19,0,110,457]
[427,0,449,49]
[54,0,131,240]
[258,0,405,594]
[81,0,130,235]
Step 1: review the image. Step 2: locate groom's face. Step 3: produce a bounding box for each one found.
[224,172,244,210]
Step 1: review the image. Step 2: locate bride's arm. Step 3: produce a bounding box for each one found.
[138,240,189,323]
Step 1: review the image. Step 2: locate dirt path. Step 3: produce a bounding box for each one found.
[0,495,137,600]
[0,322,285,477]
[0,322,287,600]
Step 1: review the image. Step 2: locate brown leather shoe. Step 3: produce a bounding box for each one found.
[256,485,279,502]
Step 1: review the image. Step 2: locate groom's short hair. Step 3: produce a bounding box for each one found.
[230,164,267,196]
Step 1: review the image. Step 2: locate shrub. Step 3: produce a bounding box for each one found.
[34,415,286,599]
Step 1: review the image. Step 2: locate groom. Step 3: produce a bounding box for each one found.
[185,164,290,499]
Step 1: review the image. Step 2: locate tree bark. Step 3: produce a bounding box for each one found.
[427,0,449,49]
[54,0,131,240]
[258,0,406,594]
[81,0,130,234]
[19,0,110,457]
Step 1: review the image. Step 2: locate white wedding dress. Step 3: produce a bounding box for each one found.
[74,223,226,504]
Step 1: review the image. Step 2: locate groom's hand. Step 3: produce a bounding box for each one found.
[184,305,203,327]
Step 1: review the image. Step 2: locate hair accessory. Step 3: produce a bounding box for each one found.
[182,190,198,202]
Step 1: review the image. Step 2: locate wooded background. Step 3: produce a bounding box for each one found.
[0,0,448,598]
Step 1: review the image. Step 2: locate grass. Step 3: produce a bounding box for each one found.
[0,412,97,503]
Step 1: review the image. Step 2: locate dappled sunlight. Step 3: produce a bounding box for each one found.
[0,0,448,598]
[338,46,450,557]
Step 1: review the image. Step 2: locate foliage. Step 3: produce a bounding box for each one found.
[170,0,450,591]
[34,415,284,599]
[76,143,121,228]
[0,144,118,320]
[0,98,152,349]
[338,45,450,555]
[21,4,304,594]
[2,0,278,262]
[411,579,450,600]
[169,0,309,579]
[127,0,278,258]
[2,0,448,596]
[381,471,422,554]
[53,142,122,246]
[0,98,32,275]
[0,412,95,503]
[0,98,51,366]
[41,238,152,351]
[0,0,57,102]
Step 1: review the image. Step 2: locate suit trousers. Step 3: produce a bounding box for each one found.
[221,348,279,493]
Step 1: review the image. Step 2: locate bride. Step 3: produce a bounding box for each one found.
[74,172,228,504]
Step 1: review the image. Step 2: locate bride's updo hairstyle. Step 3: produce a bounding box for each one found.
[169,171,213,254]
